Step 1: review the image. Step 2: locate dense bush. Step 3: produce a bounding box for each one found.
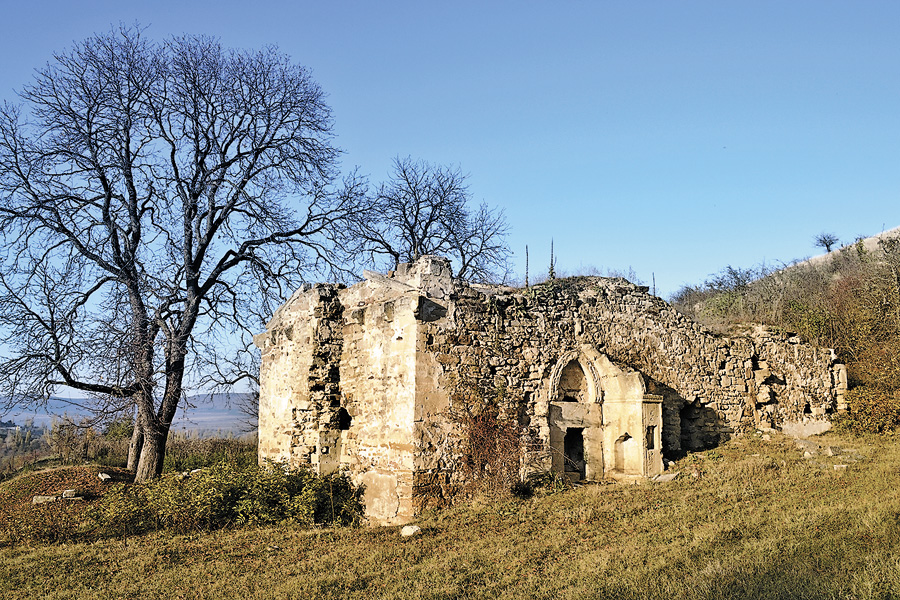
[1,461,364,544]
[833,387,900,434]
[91,461,364,537]
[457,408,523,498]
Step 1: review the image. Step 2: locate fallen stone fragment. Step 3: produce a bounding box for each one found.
[98,472,112,482]
[794,439,821,454]
[32,495,59,504]
[400,525,422,537]
[62,489,77,498]
[652,472,679,483]
[834,464,848,471]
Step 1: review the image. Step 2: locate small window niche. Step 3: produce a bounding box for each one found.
[337,407,352,431]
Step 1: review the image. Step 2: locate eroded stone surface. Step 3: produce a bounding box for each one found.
[256,256,846,524]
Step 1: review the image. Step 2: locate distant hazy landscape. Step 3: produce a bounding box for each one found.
[2,393,253,435]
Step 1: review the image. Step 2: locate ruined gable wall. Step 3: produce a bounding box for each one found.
[256,279,424,524]
[255,284,344,467]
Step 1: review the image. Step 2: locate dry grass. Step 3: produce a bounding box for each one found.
[2,432,900,599]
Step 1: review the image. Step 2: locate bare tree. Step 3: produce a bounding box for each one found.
[0,27,366,481]
[814,232,840,253]
[353,157,511,282]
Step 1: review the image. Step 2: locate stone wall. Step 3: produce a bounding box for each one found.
[255,256,846,524]
[413,271,844,449]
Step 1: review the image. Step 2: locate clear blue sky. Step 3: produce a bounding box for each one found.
[1,1,897,297]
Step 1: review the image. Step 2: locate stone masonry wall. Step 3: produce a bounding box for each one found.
[406,268,845,510]
[256,284,345,468]
[415,276,845,463]
[257,257,846,522]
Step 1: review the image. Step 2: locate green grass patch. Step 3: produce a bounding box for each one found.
[2,433,900,599]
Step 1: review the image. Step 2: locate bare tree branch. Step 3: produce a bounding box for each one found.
[0,26,366,480]
[351,156,511,282]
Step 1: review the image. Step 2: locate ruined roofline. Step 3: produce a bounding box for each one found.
[259,256,838,357]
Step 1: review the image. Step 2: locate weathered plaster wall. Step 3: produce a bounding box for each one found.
[338,284,420,524]
[256,284,339,466]
[256,256,846,524]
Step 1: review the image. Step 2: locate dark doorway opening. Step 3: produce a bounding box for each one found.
[564,428,585,478]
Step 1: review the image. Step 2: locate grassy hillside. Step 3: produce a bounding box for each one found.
[2,432,899,599]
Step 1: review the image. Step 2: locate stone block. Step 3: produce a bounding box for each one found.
[401,525,422,537]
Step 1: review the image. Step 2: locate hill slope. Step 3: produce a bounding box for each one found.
[2,433,898,599]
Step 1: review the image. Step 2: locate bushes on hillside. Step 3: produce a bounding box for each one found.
[92,461,364,537]
[2,461,364,544]
[833,387,900,434]
[671,237,900,434]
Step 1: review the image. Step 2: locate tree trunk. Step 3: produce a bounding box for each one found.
[134,424,168,481]
[126,412,144,471]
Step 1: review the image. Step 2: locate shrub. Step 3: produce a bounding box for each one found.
[833,387,900,434]
[89,482,154,538]
[89,460,364,537]
[455,407,523,499]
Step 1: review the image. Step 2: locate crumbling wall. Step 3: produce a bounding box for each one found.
[256,284,344,467]
[412,274,845,472]
[257,257,846,523]
[256,279,423,525]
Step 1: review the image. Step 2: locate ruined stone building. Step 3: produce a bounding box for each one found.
[255,256,847,524]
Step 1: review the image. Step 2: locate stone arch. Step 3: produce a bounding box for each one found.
[614,432,634,472]
[548,349,601,405]
[558,360,588,402]
[546,349,605,481]
[543,345,662,482]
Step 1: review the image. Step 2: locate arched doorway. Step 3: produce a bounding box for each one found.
[548,355,602,481]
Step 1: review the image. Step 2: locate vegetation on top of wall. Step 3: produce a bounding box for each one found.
[671,236,900,433]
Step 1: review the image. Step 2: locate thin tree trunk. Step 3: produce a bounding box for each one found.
[126,410,144,471]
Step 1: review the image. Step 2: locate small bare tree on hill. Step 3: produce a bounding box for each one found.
[352,157,511,283]
[815,232,840,253]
